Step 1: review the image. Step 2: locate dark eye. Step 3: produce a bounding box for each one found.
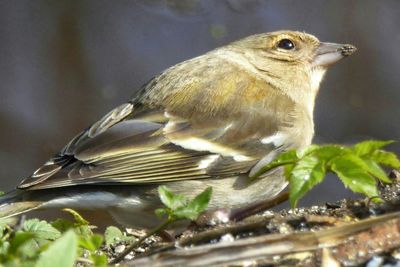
[277,39,295,50]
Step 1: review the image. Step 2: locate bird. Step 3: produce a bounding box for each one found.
[0,30,356,229]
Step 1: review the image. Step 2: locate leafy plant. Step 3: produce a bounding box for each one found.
[110,186,212,264]
[1,140,396,265]
[0,186,212,266]
[104,226,134,246]
[34,230,77,267]
[0,210,108,266]
[155,186,213,220]
[251,140,400,207]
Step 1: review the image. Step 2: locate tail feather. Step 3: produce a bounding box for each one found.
[0,190,44,219]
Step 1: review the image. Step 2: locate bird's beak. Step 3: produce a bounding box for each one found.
[312,42,357,67]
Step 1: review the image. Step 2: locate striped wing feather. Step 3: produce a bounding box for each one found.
[18,104,256,190]
[18,55,290,190]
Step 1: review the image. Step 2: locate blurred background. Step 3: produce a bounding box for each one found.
[0,0,399,206]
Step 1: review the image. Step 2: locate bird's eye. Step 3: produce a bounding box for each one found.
[277,39,295,50]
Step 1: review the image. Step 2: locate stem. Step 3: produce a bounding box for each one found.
[250,160,295,181]
[109,219,173,264]
[77,257,93,264]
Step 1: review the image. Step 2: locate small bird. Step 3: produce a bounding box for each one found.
[0,31,356,228]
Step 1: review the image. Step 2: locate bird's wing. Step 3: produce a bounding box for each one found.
[18,104,260,190]
[18,54,294,190]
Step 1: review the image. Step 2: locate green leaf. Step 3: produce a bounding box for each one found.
[331,155,379,198]
[60,209,94,238]
[296,144,320,158]
[79,234,103,251]
[0,240,10,257]
[155,208,168,219]
[353,140,394,156]
[16,238,42,259]
[172,208,199,220]
[73,225,93,239]
[158,186,187,210]
[51,219,74,233]
[250,150,298,180]
[104,226,124,246]
[289,155,326,207]
[23,219,61,241]
[9,232,35,255]
[313,145,348,160]
[283,163,295,179]
[371,150,400,169]
[91,253,108,266]
[185,187,212,215]
[34,230,77,267]
[361,158,391,183]
[173,187,212,220]
[276,150,299,162]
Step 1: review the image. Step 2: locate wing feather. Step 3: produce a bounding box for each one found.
[19,107,257,190]
[18,56,291,190]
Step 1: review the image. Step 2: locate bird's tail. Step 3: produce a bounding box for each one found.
[0,190,43,219]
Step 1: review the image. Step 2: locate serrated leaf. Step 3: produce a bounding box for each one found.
[361,158,391,183]
[34,230,77,267]
[313,145,348,160]
[23,219,61,241]
[104,226,124,246]
[371,150,400,169]
[353,140,394,156]
[289,155,326,207]
[158,186,187,210]
[331,155,379,198]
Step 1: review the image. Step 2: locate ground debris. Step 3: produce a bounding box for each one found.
[122,170,400,266]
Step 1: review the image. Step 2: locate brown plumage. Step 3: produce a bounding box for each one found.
[0,31,356,228]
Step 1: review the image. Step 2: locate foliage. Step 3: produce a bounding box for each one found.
[251,140,400,207]
[110,186,212,264]
[155,186,212,220]
[0,209,109,266]
[0,186,212,266]
[1,140,397,264]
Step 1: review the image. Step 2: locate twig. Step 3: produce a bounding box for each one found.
[126,211,400,267]
[110,219,172,264]
[178,215,273,247]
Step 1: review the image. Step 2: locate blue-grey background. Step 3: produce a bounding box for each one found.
[0,0,399,206]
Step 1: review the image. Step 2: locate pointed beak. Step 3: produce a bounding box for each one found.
[313,42,357,67]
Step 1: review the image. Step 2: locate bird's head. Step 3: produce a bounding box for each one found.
[227,30,356,106]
